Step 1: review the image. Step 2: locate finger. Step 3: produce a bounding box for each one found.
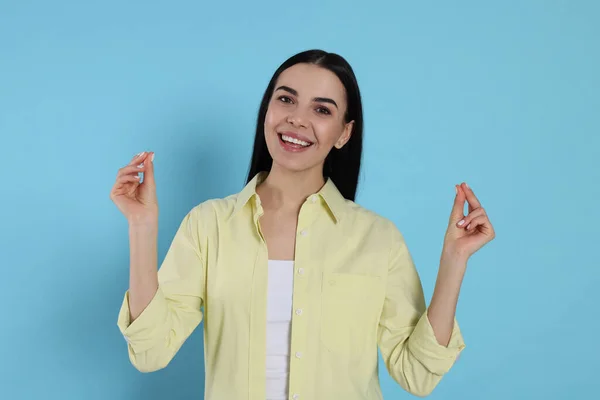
[465,215,488,232]
[117,163,147,179]
[115,174,141,186]
[112,185,135,197]
[461,182,481,212]
[129,151,149,165]
[450,184,467,221]
[111,177,140,197]
[456,207,486,228]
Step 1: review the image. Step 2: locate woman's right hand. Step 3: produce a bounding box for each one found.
[110,151,158,225]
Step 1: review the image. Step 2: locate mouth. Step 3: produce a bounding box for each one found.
[277,133,314,152]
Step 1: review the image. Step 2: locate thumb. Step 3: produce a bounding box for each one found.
[449,184,466,222]
[142,152,156,188]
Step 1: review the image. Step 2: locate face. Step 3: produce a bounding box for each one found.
[264,63,354,174]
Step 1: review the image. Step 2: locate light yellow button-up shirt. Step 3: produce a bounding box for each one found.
[117,172,465,399]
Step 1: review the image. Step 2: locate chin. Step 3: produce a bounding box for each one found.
[271,156,313,173]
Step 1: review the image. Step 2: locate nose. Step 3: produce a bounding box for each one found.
[287,109,308,128]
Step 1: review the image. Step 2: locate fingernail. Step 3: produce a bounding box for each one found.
[138,151,145,158]
[151,153,155,162]
[466,223,471,230]
[137,163,144,168]
[465,182,470,189]
[455,185,458,195]
[458,220,465,226]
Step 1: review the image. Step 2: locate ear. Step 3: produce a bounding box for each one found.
[335,120,355,149]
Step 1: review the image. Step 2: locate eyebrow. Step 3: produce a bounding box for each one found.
[275,85,339,109]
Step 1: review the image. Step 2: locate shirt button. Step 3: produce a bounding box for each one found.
[299,229,308,236]
[295,351,302,358]
[292,394,300,400]
[310,195,318,203]
[295,308,303,315]
[297,268,304,276]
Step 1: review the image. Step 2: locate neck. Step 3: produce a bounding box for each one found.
[257,164,325,213]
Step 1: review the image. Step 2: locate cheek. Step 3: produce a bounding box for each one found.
[264,104,283,130]
[315,121,344,147]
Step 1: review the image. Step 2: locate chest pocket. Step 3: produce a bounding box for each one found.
[320,272,383,356]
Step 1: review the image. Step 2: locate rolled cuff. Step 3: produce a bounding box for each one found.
[408,308,466,375]
[116,288,169,354]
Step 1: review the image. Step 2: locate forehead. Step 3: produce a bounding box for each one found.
[275,63,346,103]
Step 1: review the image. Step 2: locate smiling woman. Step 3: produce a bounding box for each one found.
[248,50,363,201]
[263,64,353,169]
[111,49,494,400]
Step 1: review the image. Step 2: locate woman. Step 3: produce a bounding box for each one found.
[110,49,495,399]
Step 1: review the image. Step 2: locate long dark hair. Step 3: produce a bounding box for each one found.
[245,49,364,201]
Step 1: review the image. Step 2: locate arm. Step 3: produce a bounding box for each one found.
[379,182,495,396]
[116,207,206,372]
[427,252,467,347]
[377,224,465,397]
[428,181,495,356]
[127,221,159,322]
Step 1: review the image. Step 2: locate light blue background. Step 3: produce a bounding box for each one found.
[1,1,598,399]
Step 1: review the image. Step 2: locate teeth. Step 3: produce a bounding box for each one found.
[281,134,311,147]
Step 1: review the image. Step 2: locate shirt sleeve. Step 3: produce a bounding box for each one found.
[377,222,466,397]
[116,206,206,372]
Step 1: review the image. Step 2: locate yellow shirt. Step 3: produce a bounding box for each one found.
[117,172,466,399]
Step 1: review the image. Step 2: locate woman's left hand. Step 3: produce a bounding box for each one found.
[443,182,495,263]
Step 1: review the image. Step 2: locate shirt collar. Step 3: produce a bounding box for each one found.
[230,171,347,223]
[231,171,267,219]
[317,175,347,223]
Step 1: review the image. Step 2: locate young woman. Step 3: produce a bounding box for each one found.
[110,49,495,399]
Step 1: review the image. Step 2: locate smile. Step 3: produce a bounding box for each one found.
[278,133,314,152]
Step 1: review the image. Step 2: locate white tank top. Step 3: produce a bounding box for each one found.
[266,259,294,400]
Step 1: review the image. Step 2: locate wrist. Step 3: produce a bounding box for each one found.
[128,213,158,227]
[438,250,468,284]
[128,218,158,232]
[441,245,469,267]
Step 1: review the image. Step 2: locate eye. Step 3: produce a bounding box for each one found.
[278,95,293,104]
[316,106,331,115]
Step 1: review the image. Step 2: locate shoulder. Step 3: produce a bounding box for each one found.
[341,200,406,244]
[184,191,245,226]
[184,194,234,219]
